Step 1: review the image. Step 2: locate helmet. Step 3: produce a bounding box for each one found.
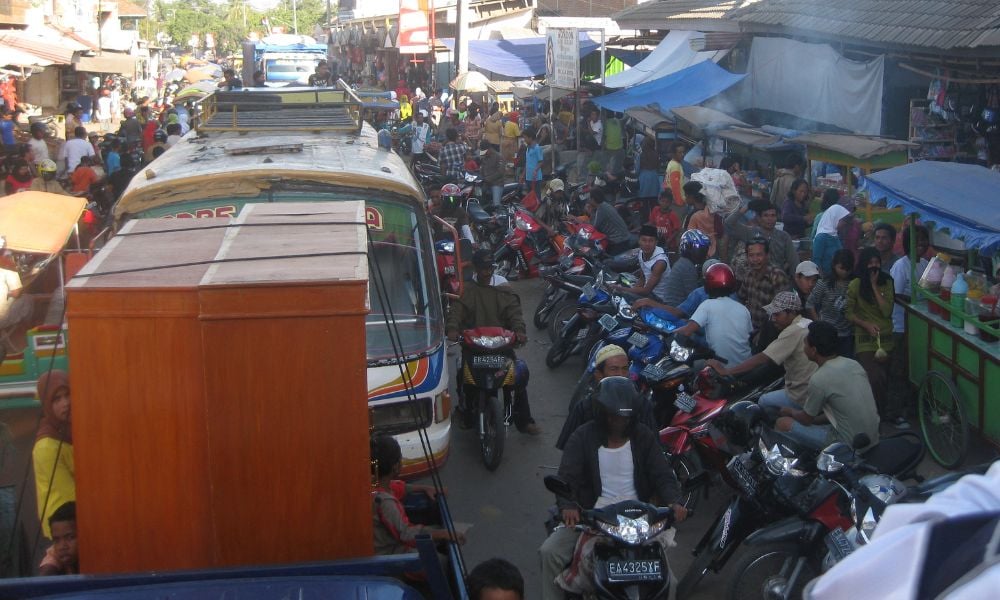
[679,229,711,264]
[704,263,737,298]
[712,401,763,451]
[153,129,168,142]
[39,159,57,173]
[595,376,637,419]
[440,183,462,207]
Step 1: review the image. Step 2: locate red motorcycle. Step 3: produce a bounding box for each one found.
[493,207,561,280]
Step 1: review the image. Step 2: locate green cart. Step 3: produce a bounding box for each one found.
[865,162,1000,468]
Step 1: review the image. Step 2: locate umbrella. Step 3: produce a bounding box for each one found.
[163,68,186,82]
[450,71,490,93]
[175,81,218,100]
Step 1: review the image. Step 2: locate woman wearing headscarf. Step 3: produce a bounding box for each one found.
[32,370,74,539]
[398,95,412,122]
[812,203,851,276]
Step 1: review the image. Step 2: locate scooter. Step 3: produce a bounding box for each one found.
[544,475,679,600]
[457,327,519,471]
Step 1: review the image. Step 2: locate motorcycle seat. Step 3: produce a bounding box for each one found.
[862,432,924,479]
[466,201,492,223]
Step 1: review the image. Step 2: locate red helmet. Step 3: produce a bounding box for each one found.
[440,183,462,207]
[704,263,737,298]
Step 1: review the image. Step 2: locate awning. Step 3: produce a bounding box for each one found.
[715,128,798,151]
[0,32,75,64]
[592,61,745,113]
[670,106,748,135]
[74,53,138,75]
[602,31,728,89]
[863,162,1000,253]
[440,35,600,78]
[790,132,915,160]
[625,106,673,130]
[0,44,54,68]
[0,192,87,255]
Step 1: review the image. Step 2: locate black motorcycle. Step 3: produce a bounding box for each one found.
[544,475,678,600]
[457,327,519,471]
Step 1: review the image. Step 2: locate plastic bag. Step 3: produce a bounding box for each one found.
[691,168,740,215]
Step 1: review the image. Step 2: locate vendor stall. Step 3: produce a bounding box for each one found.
[864,161,1000,467]
[714,127,800,200]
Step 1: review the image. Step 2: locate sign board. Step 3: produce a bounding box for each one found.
[398,0,430,54]
[546,28,579,89]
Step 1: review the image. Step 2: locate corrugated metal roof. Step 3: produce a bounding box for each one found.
[0,32,76,64]
[729,0,1000,50]
[614,1,750,29]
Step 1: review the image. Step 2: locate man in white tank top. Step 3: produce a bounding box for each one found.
[614,225,672,303]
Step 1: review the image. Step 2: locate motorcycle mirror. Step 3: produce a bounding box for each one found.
[853,433,871,450]
[543,475,574,499]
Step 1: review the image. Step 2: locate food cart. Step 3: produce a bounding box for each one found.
[714,127,801,200]
[794,132,914,224]
[864,161,1000,468]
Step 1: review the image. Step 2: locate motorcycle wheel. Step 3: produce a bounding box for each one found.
[547,302,577,343]
[672,451,702,512]
[546,322,580,368]
[726,542,817,600]
[533,287,561,330]
[676,544,716,600]
[480,391,505,471]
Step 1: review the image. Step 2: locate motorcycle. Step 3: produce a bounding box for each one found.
[532,225,609,330]
[434,238,473,308]
[457,327,519,471]
[546,271,634,369]
[493,205,562,281]
[544,474,679,600]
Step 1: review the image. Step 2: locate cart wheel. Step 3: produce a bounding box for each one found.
[917,371,970,469]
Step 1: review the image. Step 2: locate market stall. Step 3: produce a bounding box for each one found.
[714,126,800,200]
[864,161,1000,466]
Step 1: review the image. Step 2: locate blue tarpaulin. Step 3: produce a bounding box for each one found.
[592,61,746,113]
[863,161,1000,254]
[440,36,600,78]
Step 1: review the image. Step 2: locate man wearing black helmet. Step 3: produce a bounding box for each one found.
[446,250,539,435]
[540,376,686,600]
[657,229,710,306]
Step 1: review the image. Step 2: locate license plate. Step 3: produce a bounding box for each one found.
[606,559,662,583]
[727,456,757,497]
[471,355,507,369]
[599,314,618,331]
[674,391,696,413]
[641,363,667,382]
[627,332,649,348]
[582,283,597,300]
[825,528,854,562]
[443,265,456,274]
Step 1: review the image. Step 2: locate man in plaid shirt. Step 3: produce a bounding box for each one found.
[739,236,791,341]
[440,127,470,181]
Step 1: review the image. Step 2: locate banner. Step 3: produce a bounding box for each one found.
[546,28,579,89]
[399,0,430,54]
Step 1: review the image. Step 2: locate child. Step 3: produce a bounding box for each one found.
[371,434,463,555]
[70,156,99,195]
[165,123,182,147]
[38,501,78,576]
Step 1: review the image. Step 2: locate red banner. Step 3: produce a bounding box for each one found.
[398,0,430,54]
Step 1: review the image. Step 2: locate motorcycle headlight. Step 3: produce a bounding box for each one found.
[763,443,807,477]
[859,474,907,506]
[816,451,844,474]
[596,515,663,546]
[469,335,510,349]
[669,340,693,363]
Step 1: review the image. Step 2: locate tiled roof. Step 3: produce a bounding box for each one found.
[117,0,148,17]
[729,0,1000,50]
[614,1,749,29]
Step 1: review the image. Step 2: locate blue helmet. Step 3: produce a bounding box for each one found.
[679,229,711,264]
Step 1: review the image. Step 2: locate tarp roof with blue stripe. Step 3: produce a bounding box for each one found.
[591,61,746,113]
[863,161,1000,254]
[440,35,600,78]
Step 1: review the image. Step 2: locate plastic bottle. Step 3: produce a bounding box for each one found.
[950,273,967,328]
[940,263,960,318]
[918,252,950,316]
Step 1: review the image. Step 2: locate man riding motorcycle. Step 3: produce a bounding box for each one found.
[539,376,687,600]
[446,249,539,435]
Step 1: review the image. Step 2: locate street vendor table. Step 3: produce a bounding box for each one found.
[865,161,1000,467]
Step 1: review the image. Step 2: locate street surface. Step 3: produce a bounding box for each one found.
[436,279,729,598]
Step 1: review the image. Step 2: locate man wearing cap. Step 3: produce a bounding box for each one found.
[709,291,817,417]
[555,345,657,450]
[446,250,540,435]
[793,261,821,314]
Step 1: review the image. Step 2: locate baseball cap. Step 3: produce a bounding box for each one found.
[795,261,820,277]
[471,249,494,269]
[595,344,626,366]
[547,178,564,192]
[763,291,802,315]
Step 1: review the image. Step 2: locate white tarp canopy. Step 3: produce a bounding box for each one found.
[733,37,885,135]
[601,30,728,89]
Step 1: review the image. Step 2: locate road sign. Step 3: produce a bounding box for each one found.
[546,28,579,89]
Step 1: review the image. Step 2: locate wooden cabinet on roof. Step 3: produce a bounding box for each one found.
[65,202,373,573]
